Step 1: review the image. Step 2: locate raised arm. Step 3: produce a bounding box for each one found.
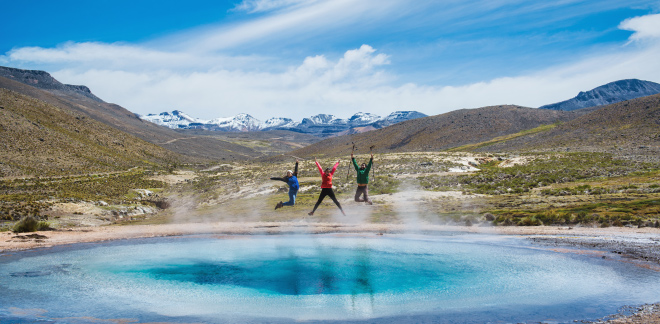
[293,160,299,177]
[365,155,373,173]
[330,160,340,175]
[315,159,324,176]
[270,177,287,183]
[351,154,359,171]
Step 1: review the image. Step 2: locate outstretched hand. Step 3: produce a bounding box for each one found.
[371,153,373,159]
[351,153,354,158]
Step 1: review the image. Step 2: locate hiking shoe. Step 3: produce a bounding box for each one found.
[275,201,283,210]
[367,201,373,205]
[308,211,314,216]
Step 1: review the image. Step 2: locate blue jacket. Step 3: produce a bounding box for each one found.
[286,176,299,190]
[270,161,299,191]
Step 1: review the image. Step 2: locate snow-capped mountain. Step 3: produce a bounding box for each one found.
[347,112,381,126]
[139,110,427,136]
[539,79,660,111]
[301,114,346,126]
[206,113,263,132]
[371,111,429,128]
[140,110,205,129]
[263,117,299,129]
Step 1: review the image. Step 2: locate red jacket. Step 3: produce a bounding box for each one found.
[316,160,339,188]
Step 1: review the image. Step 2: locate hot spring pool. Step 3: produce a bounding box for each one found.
[1,233,659,323]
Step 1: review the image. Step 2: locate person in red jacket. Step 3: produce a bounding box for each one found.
[308,158,346,216]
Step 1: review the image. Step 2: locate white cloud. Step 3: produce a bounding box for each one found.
[232,0,321,14]
[619,13,660,42]
[51,33,660,122]
[168,0,398,52]
[50,45,395,120]
[4,7,660,122]
[4,42,264,72]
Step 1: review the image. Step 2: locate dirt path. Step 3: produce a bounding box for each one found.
[158,137,198,145]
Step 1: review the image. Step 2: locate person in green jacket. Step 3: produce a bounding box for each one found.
[351,153,373,205]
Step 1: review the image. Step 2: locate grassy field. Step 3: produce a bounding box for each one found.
[2,151,659,231]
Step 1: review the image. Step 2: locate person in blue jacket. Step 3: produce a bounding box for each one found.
[271,160,299,209]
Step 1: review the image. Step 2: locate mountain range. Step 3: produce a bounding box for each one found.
[139,110,428,137]
[285,105,580,158]
[2,64,660,177]
[539,79,660,111]
[285,92,660,161]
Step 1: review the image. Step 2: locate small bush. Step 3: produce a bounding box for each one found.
[12,216,39,233]
[37,221,53,231]
[518,216,542,226]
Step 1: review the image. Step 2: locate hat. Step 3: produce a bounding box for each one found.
[287,170,293,174]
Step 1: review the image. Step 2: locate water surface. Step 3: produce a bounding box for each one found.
[1,233,659,323]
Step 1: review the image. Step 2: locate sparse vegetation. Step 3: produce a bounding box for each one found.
[448,123,560,152]
[2,149,659,229]
[12,216,51,233]
[419,152,657,194]
[0,170,169,228]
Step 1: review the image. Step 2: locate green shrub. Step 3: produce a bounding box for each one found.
[518,216,541,226]
[37,221,53,231]
[12,216,39,233]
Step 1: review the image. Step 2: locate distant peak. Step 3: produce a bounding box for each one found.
[539,79,660,111]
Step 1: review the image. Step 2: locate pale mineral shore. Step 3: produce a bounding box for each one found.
[2,222,659,252]
[2,223,660,323]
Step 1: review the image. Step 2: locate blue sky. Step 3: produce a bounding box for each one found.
[2,0,660,120]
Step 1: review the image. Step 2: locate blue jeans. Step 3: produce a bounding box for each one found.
[282,188,298,206]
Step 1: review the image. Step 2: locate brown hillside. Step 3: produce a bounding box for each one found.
[478,94,660,160]
[0,75,267,161]
[0,88,183,177]
[288,105,578,158]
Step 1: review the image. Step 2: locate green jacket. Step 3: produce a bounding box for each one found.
[352,157,373,185]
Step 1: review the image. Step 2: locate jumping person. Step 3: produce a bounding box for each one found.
[351,153,373,205]
[270,160,299,209]
[308,158,346,216]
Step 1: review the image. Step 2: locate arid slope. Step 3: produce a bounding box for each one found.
[0,88,182,177]
[288,105,578,158]
[475,94,660,160]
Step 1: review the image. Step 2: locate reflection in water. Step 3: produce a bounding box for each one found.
[351,244,375,313]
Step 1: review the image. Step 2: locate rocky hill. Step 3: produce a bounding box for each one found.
[540,79,660,111]
[0,66,104,103]
[284,105,579,158]
[475,94,660,161]
[140,110,427,137]
[0,88,184,177]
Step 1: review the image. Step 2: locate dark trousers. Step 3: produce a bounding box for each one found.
[311,188,343,213]
[354,185,370,203]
